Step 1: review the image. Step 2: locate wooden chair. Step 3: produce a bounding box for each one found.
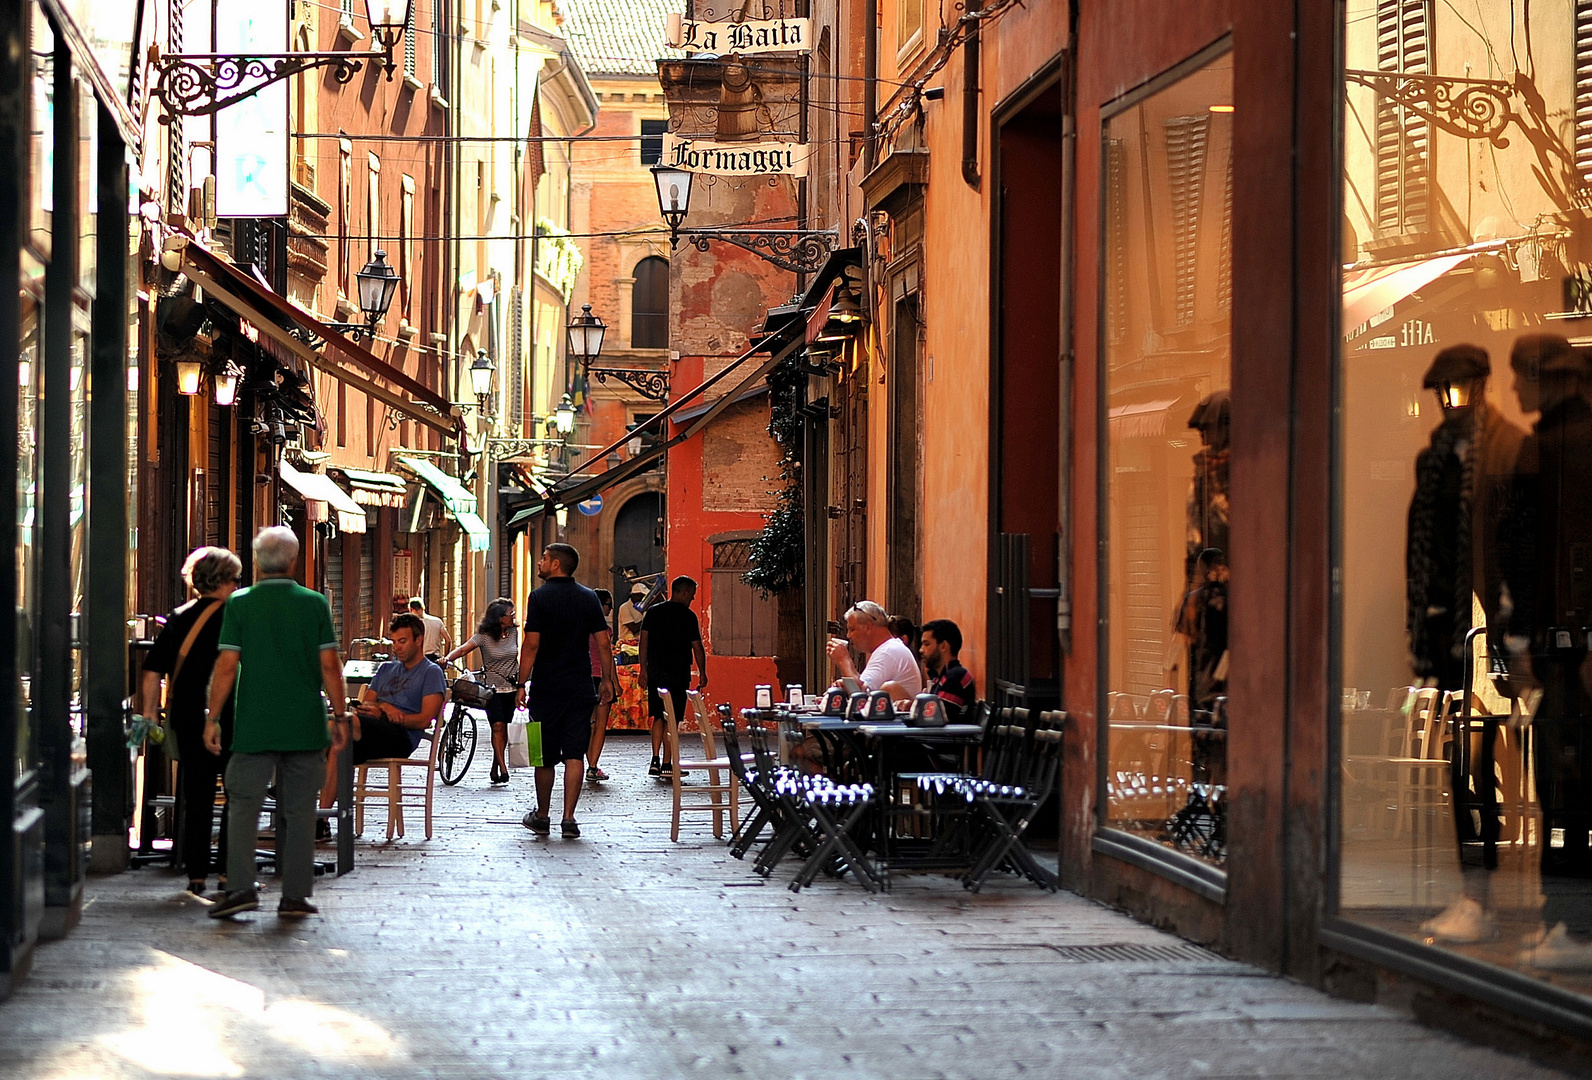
[664,691,740,841]
[354,711,444,840]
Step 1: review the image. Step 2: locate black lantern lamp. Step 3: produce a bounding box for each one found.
[469,351,494,403]
[330,251,400,341]
[364,0,414,73]
[554,394,577,435]
[649,162,837,274]
[651,165,693,243]
[566,303,608,364]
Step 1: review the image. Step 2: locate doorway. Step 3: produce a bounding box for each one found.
[611,491,665,606]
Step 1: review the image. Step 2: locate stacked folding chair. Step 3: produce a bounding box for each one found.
[779,774,882,893]
[717,707,780,860]
[742,720,821,878]
[908,708,1064,892]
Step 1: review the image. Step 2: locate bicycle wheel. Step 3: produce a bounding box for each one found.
[438,703,478,785]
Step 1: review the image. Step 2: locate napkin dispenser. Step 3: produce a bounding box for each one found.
[845,692,870,720]
[905,693,946,728]
[864,690,895,721]
[821,688,850,716]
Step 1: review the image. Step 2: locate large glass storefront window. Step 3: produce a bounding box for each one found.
[1338,0,1592,993]
[1103,49,1233,865]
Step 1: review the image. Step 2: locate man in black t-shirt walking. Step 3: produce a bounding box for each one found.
[517,543,616,839]
[639,575,708,779]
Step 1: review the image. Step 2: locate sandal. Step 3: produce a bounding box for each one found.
[490,763,509,785]
[586,765,608,782]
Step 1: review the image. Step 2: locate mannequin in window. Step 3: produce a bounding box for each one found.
[1497,336,1592,969]
[1405,344,1523,691]
[1407,344,1524,946]
[1184,391,1230,588]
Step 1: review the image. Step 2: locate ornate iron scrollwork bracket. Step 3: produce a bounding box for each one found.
[484,438,551,461]
[679,228,838,274]
[151,52,367,122]
[1343,69,1518,148]
[587,366,671,402]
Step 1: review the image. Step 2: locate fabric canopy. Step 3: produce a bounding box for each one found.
[336,467,410,507]
[1341,252,1475,332]
[398,455,490,551]
[279,460,367,533]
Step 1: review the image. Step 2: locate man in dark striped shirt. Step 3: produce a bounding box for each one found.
[920,619,977,721]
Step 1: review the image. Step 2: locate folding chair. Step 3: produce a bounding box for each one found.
[961,712,1064,891]
[718,708,778,859]
[785,775,882,893]
[745,721,819,877]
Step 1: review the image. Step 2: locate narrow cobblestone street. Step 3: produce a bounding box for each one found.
[0,737,1576,1079]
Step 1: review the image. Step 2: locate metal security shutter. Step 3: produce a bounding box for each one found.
[327,535,344,645]
[1374,0,1432,235]
[1164,115,1210,328]
[710,541,777,657]
[359,532,375,639]
[1578,1,1592,181]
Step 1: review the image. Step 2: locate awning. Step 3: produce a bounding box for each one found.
[175,235,460,437]
[1342,252,1475,332]
[673,384,769,423]
[335,466,410,507]
[279,459,367,533]
[397,455,491,552]
[1108,398,1181,440]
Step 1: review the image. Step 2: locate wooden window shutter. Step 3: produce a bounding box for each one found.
[1105,138,1128,344]
[1577,1,1592,182]
[1164,114,1210,327]
[1374,0,1432,235]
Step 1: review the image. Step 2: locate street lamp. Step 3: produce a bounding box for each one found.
[649,163,837,274]
[328,251,400,342]
[566,304,607,365]
[176,359,203,396]
[150,0,414,121]
[652,165,693,236]
[469,351,494,404]
[554,394,576,435]
[567,303,670,402]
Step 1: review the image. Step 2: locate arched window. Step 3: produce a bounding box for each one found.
[631,256,669,349]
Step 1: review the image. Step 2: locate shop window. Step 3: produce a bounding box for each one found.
[640,119,667,165]
[1101,49,1233,866]
[1338,0,1592,1002]
[632,256,669,349]
[710,541,777,657]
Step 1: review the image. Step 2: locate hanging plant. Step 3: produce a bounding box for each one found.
[534,218,585,304]
[744,353,806,595]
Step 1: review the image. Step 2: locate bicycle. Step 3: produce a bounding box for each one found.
[437,665,495,786]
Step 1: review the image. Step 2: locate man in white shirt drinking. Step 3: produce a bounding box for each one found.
[825,600,923,700]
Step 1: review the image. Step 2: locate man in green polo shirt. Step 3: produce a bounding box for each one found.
[204,526,349,919]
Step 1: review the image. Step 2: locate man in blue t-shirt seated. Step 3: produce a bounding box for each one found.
[320,613,447,812]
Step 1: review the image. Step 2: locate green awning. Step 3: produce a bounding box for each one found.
[398,455,491,551]
[454,510,492,552]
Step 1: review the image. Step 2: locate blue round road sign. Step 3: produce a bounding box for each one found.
[577,494,604,516]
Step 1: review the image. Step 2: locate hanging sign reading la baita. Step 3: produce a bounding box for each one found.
[665,14,812,54]
[662,134,811,177]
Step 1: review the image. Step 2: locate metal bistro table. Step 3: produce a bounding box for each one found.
[779,712,986,885]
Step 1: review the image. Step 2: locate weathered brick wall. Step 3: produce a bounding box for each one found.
[701,398,781,512]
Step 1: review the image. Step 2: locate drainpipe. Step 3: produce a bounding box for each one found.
[961,23,980,190]
[1056,5,1077,653]
[862,0,878,172]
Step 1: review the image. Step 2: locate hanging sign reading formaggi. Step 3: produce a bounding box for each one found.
[661,134,810,177]
[665,14,812,54]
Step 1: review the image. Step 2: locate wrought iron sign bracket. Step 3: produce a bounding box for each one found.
[587,366,671,402]
[485,437,569,461]
[151,51,371,122]
[1343,69,1518,147]
[676,228,838,274]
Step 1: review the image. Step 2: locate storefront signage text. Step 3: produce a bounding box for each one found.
[661,135,810,177]
[666,15,812,54]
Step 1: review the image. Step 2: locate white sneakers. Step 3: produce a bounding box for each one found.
[1520,923,1592,972]
[1419,898,1497,944]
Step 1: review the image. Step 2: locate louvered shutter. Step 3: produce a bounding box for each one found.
[327,536,344,646]
[1164,115,1210,327]
[1105,138,1128,344]
[1374,0,1432,235]
[509,286,524,424]
[1577,2,1592,182]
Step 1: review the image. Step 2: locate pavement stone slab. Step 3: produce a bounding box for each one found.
[0,736,1582,1079]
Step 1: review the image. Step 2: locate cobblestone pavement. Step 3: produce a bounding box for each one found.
[0,736,1580,1079]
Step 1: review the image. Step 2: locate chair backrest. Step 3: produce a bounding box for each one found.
[686,691,718,759]
[718,711,752,782]
[965,700,992,731]
[1403,687,1441,758]
[1170,694,1190,725]
[421,708,446,767]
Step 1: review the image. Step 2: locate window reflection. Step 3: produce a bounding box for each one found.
[1339,0,1592,992]
[1103,50,1233,864]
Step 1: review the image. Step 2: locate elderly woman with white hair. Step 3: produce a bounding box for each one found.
[139,545,243,896]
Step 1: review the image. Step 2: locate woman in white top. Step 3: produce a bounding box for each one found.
[443,597,521,785]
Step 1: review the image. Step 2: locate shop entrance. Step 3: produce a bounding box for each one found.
[611,492,665,603]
